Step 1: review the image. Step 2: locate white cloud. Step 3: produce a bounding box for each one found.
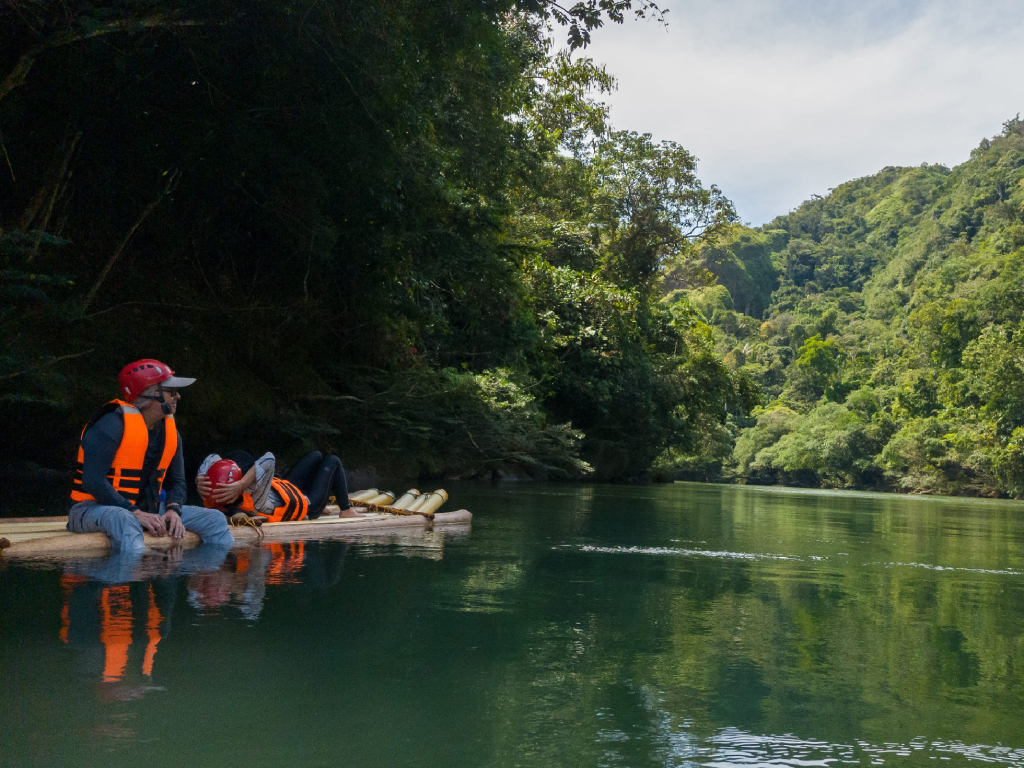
[589,0,1024,225]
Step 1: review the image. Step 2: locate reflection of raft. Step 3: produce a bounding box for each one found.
[0,507,472,558]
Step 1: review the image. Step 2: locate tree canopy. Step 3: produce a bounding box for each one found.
[7,2,1022,497]
[1,0,749,484]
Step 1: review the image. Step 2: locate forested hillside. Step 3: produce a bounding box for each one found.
[1,0,756,485]
[678,117,1024,496]
[6,2,1022,496]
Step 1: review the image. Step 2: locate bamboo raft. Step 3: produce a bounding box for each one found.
[0,504,471,558]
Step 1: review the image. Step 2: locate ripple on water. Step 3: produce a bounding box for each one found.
[571,545,798,561]
[876,561,1022,576]
[669,728,1024,767]
[568,545,1024,577]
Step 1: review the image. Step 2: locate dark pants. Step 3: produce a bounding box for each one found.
[286,451,350,519]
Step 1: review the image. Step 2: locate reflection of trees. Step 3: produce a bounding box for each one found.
[661,490,1024,747]
[7,484,1023,764]
[445,485,1024,763]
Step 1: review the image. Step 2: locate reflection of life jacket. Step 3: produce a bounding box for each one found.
[59,575,166,680]
[265,541,306,585]
[59,574,88,644]
[71,400,177,505]
[232,477,310,522]
[234,548,252,575]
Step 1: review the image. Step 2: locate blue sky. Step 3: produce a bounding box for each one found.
[588,0,1024,225]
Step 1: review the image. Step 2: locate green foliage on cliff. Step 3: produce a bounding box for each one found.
[683,116,1024,496]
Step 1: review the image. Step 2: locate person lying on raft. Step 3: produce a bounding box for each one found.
[195,450,364,522]
[68,359,233,553]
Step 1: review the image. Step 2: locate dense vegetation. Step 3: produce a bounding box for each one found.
[679,117,1024,496]
[5,3,1022,497]
[1,0,755,486]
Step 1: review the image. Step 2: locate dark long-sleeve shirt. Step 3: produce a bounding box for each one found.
[77,412,186,512]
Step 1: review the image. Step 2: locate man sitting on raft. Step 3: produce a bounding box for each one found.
[196,450,363,522]
[68,360,234,552]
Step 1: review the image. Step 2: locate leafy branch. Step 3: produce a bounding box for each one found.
[2,13,215,104]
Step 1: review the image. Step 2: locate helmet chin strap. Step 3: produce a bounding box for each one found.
[158,381,173,415]
[138,381,173,415]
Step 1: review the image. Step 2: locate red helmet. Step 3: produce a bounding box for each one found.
[118,359,196,401]
[204,459,243,511]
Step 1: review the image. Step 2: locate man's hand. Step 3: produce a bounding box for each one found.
[133,508,167,537]
[164,508,186,539]
[196,474,212,499]
[210,478,247,505]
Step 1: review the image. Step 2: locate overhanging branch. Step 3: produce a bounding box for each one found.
[81,169,180,311]
[1,15,214,104]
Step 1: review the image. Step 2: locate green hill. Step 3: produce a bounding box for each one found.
[675,116,1024,496]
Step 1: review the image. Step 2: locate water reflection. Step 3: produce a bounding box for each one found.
[4,483,1024,768]
[57,545,229,690]
[60,576,173,685]
[56,569,178,742]
[57,543,229,583]
[187,541,347,618]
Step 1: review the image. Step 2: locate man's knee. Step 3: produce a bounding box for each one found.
[179,505,233,546]
[71,502,137,530]
[97,506,145,552]
[102,506,143,529]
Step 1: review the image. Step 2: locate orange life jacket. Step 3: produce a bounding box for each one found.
[71,400,177,505]
[207,476,309,522]
[248,477,309,522]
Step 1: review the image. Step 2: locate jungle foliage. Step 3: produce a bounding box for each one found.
[1,0,752,484]
[678,116,1024,496]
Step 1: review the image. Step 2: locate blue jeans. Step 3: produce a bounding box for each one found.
[67,501,233,553]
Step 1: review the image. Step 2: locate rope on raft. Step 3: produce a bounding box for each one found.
[228,512,264,538]
[351,501,435,521]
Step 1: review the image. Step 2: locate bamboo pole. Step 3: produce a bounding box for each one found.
[0,520,71,533]
[1,510,472,557]
[390,490,420,510]
[3,531,204,556]
[0,516,69,524]
[405,495,428,512]
[0,532,80,542]
[363,492,396,506]
[416,490,448,516]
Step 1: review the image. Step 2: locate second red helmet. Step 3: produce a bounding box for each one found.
[204,459,243,511]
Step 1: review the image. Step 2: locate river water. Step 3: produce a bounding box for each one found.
[1,482,1023,767]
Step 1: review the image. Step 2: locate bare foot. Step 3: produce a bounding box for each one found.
[339,506,367,518]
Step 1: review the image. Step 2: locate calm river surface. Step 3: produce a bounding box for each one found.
[2,482,1024,767]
